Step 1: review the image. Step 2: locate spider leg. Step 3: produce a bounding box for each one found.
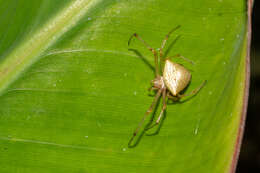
[145,88,167,131]
[177,80,207,99]
[168,54,195,65]
[159,25,181,69]
[128,89,162,146]
[167,91,179,101]
[128,33,160,77]
[148,86,158,91]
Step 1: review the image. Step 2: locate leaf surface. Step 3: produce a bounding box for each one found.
[0,0,249,172]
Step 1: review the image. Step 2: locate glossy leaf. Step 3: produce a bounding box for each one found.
[0,0,249,172]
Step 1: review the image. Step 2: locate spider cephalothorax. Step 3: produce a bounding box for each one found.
[151,76,165,90]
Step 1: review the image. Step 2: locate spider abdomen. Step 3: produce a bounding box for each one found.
[163,59,191,96]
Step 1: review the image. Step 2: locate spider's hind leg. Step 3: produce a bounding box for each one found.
[167,92,179,102]
[177,80,207,99]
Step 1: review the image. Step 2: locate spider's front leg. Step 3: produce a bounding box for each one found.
[128,33,160,77]
[128,89,163,147]
[145,88,167,131]
[148,86,158,92]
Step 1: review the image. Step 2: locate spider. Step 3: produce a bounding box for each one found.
[128,25,206,146]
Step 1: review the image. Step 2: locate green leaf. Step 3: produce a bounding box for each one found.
[0,0,249,172]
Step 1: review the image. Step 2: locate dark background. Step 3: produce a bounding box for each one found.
[236,1,259,172]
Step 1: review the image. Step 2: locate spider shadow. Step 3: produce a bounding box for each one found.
[145,110,167,136]
[128,34,181,74]
[128,48,155,74]
[163,35,181,58]
[128,97,162,148]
